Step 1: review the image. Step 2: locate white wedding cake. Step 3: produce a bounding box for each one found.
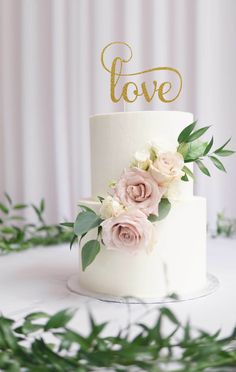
[77,111,207,298]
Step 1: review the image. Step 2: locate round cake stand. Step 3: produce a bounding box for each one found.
[66,273,219,304]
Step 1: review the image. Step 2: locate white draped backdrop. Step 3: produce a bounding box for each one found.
[0,0,236,226]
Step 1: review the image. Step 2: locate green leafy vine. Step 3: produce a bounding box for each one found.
[0,193,72,254]
[177,121,234,180]
[0,306,235,371]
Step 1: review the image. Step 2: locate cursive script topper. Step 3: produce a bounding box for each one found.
[101,41,183,104]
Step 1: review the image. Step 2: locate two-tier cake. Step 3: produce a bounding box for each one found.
[77,111,207,298]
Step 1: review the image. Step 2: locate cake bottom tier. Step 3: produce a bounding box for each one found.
[78,197,207,298]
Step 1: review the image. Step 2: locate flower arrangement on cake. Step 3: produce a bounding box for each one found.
[66,121,234,271]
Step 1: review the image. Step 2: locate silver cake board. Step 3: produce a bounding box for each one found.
[66,273,219,304]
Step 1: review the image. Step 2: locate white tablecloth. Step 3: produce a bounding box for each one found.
[0,238,235,336]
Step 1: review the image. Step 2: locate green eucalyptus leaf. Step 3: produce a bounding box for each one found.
[156,199,171,221]
[0,317,18,350]
[148,214,159,222]
[0,226,16,234]
[160,307,180,325]
[31,338,74,367]
[4,192,12,205]
[20,322,44,335]
[44,309,76,330]
[181,173,189,182]
[184,141,208,162]
[148,200,171,222]
[31,204,44,224]
[13,204,28,210]
[182,166,194,179]
[186,126,210,142]
[74,211,102,236]
[214,137,231,153]
[168,292,179,300]
[79,232,87,246]
[196,160,211,176]
[214,149,235,157]
[177,121,197,144]
[59,329,90,349]
[203,136,214,155]
[40,199,45,213]
[97,225,102,238]
[9,215,25,221]
[81,239,100,271]
[60,222,74,228]
[177,142,189,158]
[209,156,226,172]
[78,204,96,214]
[0,203,9,214]
[25,312,49,321]
[70,234,77,250]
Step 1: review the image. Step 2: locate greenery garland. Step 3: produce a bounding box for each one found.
[0,193,72,254]
[0,306,235,371]
[213,212,236,238]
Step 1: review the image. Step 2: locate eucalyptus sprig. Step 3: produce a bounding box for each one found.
[148,198,171,222]
[0,193,72,254]
[0,306,235,371]
[213,211,236,238]
[63,200,104,271]
[177,121,235,180]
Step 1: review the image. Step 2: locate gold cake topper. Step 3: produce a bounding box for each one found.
[101,41,182,104]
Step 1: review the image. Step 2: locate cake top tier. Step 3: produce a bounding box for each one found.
[90,111,193,198]
[90,110,192,119]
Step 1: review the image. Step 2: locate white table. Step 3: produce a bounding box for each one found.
[0,238,235,336]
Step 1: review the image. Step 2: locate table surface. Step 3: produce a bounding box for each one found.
[0,238,235,337]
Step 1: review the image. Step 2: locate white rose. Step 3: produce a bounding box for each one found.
[147,140,177,159]
[164,179,183,199]
[99,196,124,219]
[149,152,184,186]
[132,149,151,170]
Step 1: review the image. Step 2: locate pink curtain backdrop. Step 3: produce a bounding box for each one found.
[0,0,236,227]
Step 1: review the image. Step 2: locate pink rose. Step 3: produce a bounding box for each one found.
[150,152,184,186]
[101,209,154,253]
[115,167,163,215]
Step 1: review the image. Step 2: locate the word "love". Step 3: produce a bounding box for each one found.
[101,41,183,104]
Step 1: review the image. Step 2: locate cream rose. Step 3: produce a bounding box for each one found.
[101,209,154,253]
[132,149,151,170]
[115,167,163,215]
[99,196,124,219]
[148,139,177,158]
[150,152,184,186]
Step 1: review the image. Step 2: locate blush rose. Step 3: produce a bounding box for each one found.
[115,167,163,215]
[101,209,154,253]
